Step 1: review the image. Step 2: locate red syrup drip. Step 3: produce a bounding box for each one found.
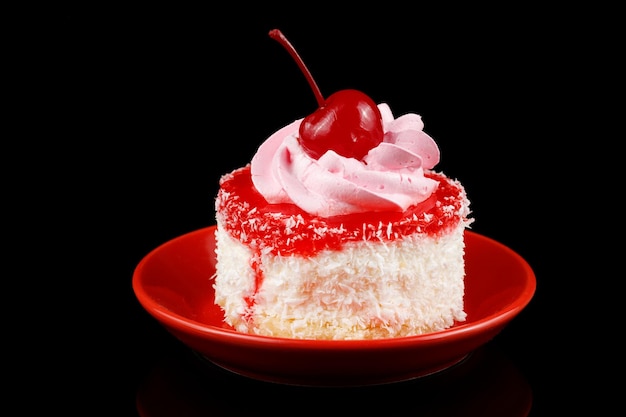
[216,165,468,258]
[243,250,264,322]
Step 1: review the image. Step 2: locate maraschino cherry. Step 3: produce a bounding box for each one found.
[269,29,384,161]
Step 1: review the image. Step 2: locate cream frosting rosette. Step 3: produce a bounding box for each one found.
[251,104,441,218]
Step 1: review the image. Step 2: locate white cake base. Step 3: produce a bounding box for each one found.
[213,222,467,340]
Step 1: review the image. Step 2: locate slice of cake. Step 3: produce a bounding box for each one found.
[212,29,473,340]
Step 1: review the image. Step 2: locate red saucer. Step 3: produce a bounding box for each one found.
[133,226,536,386]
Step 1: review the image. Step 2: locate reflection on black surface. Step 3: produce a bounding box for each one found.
[137,343,532,417]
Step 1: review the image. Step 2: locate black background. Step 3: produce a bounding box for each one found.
[22,4,619,416]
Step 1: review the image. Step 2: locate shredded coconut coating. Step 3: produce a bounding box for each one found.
[212,165,473,340]
[214,223,468,340]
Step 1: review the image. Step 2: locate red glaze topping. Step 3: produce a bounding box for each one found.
[216,165,470,257]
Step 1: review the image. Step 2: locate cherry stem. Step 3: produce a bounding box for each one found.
[269,29,325,107]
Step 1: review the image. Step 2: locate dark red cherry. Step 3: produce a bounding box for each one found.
[270,29,383,160]
[299,89,383,160]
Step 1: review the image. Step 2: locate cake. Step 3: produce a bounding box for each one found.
[211,29,473,340]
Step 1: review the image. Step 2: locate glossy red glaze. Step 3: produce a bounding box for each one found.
[216,166,467,257]
[133,226,536,386]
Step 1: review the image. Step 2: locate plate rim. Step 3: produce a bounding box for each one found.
[133,226,536,350]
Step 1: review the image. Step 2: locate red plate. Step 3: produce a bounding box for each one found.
[133,226,536,386]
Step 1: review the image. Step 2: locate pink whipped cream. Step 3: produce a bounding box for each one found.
[251,103,441,218]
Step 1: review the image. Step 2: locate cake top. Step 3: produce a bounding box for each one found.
[249,29,444,219]
[216,166,471,256]
[215,29,473,256]
[251,103,441,218]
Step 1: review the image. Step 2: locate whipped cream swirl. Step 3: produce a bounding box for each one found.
[251,104,440,218]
